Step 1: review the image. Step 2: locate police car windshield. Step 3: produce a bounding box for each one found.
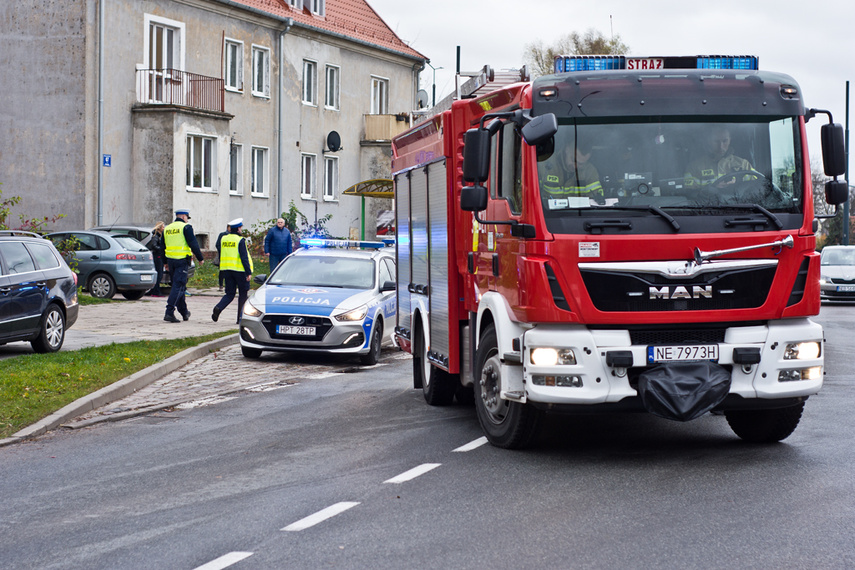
[536,119,801,220]
[269,255,375,289]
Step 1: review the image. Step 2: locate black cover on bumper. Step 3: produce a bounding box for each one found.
[638,361,731,422]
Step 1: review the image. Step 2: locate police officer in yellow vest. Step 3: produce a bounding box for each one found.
[212,218,253,324]
[164,208,205,323]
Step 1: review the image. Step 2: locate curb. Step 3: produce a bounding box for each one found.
[0,334,239,447]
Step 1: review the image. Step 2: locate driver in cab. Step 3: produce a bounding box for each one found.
[541,139,604,205]
[684,126,754,187]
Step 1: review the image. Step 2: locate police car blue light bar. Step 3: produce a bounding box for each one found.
[553,55,759,74]
[302,238,390,249]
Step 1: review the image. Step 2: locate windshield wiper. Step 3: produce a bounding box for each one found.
[676,203,783,230]
[584,205,681,232]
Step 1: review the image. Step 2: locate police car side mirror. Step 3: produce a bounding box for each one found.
[253,274,267,285]
[381,280,396,292]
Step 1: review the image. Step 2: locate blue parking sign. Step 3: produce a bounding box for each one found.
[103,154,111,167]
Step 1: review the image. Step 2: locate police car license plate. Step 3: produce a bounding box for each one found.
[837,285,855,292]
[648,344,719,363]
[278,325,315,336]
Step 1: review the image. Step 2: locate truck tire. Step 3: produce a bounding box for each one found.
[413,322,456,406]
[724,402,804,443]
[474,324,540,449]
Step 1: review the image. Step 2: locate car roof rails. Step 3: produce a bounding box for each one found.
[0,230,42,238]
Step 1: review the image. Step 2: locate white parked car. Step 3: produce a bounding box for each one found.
[819,245,855,301]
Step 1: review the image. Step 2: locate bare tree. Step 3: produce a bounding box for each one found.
[523,29,630,78]
[813,166,854,247]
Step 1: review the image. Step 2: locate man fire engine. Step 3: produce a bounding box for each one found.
[390,55,847,448]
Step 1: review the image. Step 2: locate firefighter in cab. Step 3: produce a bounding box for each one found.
[540,137,604,206]
[212,218,253,325]
[684,125,754,187]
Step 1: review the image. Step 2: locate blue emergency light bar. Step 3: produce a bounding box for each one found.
[554,55,759,74]
[302,238,390,249]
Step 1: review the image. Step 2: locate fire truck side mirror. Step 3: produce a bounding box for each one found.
[463,129,491,183]
[460,185,488,212]
[825,180,848,205]
[521,113,557,146]
[821,123,846,177]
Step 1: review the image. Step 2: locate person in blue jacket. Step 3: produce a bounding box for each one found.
[263,217,292,272]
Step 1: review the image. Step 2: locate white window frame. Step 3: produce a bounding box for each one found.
[288,0,303,9]
[251,146,269,196]
[251,45,271,98]
[224,38,243,92]
[323,156,338,201]
[143,14,185,71]
[310,0,325,16]
[301,153,317,199]
[186,134,216,192]
[324,64,340,110]
[303,59,317,106]
[229,143,243,195]
[370,75,389,115]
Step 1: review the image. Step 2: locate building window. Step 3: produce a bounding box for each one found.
[252,45,270,98]
[303,60,317,105]
[370,76,389,114]
[251,147,268,196]
[288,0,303,9]
[186,135,215,191]
[224,39,243,91]
[310,0,325,16]
[229,143,243,195]
[325,65,340,110]
[301,153,317,199]
[143,15,185,103]
[324,156,338,201]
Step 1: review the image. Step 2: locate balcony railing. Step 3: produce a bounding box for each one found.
[136,68,224,113]
[363,114,410,141]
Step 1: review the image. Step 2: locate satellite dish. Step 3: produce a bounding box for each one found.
[326,131,341,152]
[417,89,429,109]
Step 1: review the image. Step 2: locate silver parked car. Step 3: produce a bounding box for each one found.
[89,223,194,284]
[46,230,156,300]
[819,245,855,301]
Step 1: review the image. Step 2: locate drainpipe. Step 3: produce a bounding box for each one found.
[277,18,294,218]
[97,0,105,225]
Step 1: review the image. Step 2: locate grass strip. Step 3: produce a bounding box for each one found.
[0,331,234,439]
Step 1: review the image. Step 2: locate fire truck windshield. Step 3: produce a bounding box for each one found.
[536,118,802,233]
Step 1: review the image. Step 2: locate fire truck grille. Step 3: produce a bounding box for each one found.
[628,327,727,345]
[580,266,776,312]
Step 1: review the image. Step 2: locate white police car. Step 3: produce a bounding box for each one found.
[239,239,396,364]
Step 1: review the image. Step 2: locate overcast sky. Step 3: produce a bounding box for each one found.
[368,0,854,170]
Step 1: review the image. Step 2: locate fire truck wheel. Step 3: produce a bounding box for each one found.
[412,321,456,405]
[724,402,804,443]
[474,324,540,449]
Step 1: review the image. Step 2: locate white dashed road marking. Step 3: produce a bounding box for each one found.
[281,501,361,532]
[193,551,253,570]
[452,437,488,452]
[383,463,441,484]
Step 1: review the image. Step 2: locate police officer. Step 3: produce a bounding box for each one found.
[212,218,253,325]
[164,208,205,323]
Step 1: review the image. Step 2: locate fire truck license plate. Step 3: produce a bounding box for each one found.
[278,325,315,336]
[647,344,719,363]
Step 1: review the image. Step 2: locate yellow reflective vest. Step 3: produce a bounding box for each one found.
[219,234,253,273]
[164,221,191,260]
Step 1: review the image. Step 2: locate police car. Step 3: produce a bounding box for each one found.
[239,239,396,364]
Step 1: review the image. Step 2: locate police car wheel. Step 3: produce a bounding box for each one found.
[360,322,382,366]
[241,345,262,359]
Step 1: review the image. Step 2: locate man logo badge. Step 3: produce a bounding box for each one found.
[649,285,713,300]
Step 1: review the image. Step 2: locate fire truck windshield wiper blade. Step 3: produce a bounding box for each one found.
[677,203,783,230]
[586,205,681,232]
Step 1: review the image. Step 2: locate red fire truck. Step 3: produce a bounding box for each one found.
[391,55,847,448]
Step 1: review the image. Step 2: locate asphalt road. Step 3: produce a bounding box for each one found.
[1,307,854,568]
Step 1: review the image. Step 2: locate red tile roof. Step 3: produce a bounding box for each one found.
[229,0,426,61]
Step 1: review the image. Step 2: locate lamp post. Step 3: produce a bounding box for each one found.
[426,62,442,107]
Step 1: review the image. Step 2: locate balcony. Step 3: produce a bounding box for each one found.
[135,68,224,113]
[363,114,411,142]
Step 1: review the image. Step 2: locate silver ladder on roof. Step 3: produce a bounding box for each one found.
[414,65,530,124]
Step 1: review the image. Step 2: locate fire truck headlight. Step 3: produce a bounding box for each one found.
[530,347,576,366]
[778,366,821,382]
[783,341,821,360]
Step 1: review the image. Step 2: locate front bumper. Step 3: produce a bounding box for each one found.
[512,318,823,407]
[239,311,372,355]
